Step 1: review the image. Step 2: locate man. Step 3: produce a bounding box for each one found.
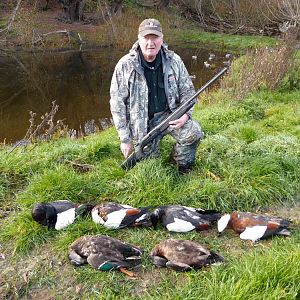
[110,18,204,173]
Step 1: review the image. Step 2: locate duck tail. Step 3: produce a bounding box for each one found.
[277,228,291,236]
[196,209,222,222]
[280,218,291,228]
[150,207,164,230]
[207,251,225,265]
[149,255,168,268]
[76,203,95,216]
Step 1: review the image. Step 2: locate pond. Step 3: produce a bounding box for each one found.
[0,45,228,144]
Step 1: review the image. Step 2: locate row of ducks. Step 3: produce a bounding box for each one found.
[32,200,291,276]
[32,200,291,241]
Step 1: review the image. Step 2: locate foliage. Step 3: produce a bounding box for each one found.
[220,35,297,99]
[173,0,300,36]
[278,50,300,91]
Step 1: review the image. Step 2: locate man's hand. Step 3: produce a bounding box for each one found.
[169,113,189,129]
[120,142,132,158]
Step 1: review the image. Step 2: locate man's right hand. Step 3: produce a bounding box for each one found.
[120,142,132,158]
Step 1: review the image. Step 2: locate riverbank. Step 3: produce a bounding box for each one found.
[0,3,281,51]
[0,39,299,298]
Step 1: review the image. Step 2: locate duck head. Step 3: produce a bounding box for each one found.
[46,206,58,229]
[32,203,57,229]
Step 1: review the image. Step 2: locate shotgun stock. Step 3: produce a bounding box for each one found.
[121,67,228,170]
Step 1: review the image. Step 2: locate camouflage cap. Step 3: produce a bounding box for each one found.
[138,18,163,37]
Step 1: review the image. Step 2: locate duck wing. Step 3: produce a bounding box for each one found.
[87,252,141,271]
[195,208,221,222]
[49,200,76,213]
[150,239,224,270]
[92,203,149,228]
[160,206,212,232]
[69,235,143,266]
[119,207,151,227]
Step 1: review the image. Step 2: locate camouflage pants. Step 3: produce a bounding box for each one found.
[144,111,204,167]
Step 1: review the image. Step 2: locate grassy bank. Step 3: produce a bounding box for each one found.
[0,43,299,298]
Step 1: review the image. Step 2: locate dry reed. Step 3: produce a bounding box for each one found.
[221,29,298,100]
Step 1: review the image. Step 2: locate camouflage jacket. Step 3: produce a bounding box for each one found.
[110,41,196,144]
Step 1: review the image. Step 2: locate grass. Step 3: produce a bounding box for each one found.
[178,30,279,52]
[0,35,299,299]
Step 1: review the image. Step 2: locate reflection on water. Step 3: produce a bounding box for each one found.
[0,46,227,144]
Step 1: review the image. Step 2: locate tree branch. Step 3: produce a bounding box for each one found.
[0,0,23,34]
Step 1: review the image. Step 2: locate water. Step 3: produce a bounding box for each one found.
[0,46,227,144]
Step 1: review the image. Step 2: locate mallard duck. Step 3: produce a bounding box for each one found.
[218,212,291,241]
[69,235,143,277]
[91,202,151,229]
[32,200,94,230]
[150,205,221,232]
[150,239,224,271]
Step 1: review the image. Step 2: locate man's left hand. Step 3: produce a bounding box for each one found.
[169,113,189,129]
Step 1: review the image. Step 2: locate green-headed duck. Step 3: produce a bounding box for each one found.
[69,235,143,277]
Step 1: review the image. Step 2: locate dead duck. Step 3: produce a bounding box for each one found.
[218,212,291,241]
[150,239,224,271]
[32,200,94,230]
[150,205,221,233]
[69,235,143,277]
[91,202,151,229]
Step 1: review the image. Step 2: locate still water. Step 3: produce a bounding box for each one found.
[0,46,227,144]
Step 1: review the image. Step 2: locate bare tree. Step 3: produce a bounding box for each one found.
[264,0,300,32]
[173,0,299,35]
[60,0,86,22]
[0,0,22,34]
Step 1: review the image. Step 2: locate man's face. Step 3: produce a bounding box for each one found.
[138,34,163,62]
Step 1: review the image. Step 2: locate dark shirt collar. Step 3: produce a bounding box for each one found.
[139,47,162,70]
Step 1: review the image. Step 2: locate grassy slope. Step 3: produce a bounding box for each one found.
[0,28,300,300]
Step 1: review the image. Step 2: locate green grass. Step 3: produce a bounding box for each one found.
[178,30,278,51]
[0,52,299,299]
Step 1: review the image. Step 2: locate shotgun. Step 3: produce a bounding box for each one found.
[121,67,228,170]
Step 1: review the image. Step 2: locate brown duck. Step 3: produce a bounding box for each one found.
[218,212,291,241]
[150,239,224,271]
[69,235,143,277]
